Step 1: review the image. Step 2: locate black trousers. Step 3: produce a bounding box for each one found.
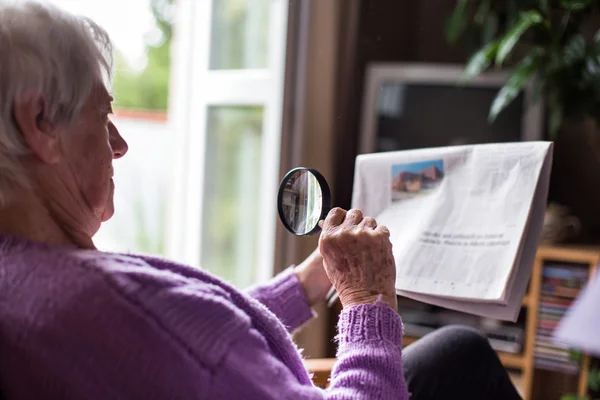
[403,325,522,400]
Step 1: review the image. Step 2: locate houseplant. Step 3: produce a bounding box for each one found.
[446,0,599,132]
[446,0,600,238]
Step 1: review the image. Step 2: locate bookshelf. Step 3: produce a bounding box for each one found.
[524,246,598,400]
[304,245,599,399]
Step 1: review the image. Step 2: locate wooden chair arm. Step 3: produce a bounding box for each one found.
[303,358,336,388]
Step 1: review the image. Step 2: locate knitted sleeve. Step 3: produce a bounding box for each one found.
[246,267,315,333]
[210,302,409,400]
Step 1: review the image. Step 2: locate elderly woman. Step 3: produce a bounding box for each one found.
[0,2,522,399]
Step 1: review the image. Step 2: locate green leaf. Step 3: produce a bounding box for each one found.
[585,57,600,94]
[446,0,469,43]
[569,349,583,362]
[563,35,586,66]
[591,39,600,83]
[474,0,491,24]
[582,46,600,92]
[547,50,564,75]
[483,13,499,44]
[463,41,500,80]
[495,10,544,66]
[539,0,549,13]
[489,49,541,122]
[588,368,600,392]
[560,0,594,11]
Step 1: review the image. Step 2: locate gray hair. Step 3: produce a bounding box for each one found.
[0,0,113,204]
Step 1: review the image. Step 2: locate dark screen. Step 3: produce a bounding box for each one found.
[375,82,524,152]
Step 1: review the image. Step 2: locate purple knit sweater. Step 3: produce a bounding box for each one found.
[0,233,408,399]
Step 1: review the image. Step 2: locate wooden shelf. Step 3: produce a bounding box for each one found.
[304,358,335,373]
[537,245,600,265]
[498,352,525,369]
[304,358,335,388]
[303,349,525,391]
[508,371,525,398]
[522,294,530,307]
[403,335,419,346]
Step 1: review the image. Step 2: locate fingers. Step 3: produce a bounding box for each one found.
[324,207,346,228]
[343,209,364,226]
[359,217,377,229]
[323,208,382,233]
[376,225,391,237]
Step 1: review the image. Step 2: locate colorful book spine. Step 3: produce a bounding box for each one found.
[534,264,589,374]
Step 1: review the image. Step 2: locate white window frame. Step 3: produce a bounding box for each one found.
[166,0,288,284]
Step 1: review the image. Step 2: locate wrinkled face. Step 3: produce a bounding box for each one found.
[59,84,128,223]
[14,80,129,237]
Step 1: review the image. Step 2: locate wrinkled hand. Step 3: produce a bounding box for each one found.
[294,248,332,307]
[318,208,397,312]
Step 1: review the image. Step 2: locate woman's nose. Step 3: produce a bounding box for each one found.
[109,121,128,159]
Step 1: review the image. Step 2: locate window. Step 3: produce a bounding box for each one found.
[165,0,289,287]
[48,0,288,289]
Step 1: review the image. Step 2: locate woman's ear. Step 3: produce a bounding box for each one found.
[13,93,60,164]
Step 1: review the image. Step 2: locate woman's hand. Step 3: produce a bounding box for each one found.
[318,208,398,312]
[294,248,333,307]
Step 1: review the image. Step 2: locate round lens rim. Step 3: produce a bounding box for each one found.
[277,167,331,236]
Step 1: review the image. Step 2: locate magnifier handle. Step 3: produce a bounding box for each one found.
[326,286,339,308]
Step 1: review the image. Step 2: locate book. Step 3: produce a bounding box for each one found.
[534,264,589,374]
[352,142,553,322]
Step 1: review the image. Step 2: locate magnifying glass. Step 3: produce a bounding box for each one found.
[277,167,331,235]
[277,167,339,306]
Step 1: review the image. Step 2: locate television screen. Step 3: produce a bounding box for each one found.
[375,82,525,152]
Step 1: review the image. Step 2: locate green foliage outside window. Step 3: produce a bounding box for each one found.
[112,0,173,111]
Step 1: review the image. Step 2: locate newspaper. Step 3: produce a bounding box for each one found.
[352,142,553,322]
